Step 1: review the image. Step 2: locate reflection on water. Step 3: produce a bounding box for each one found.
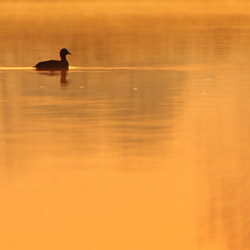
[60,70,68,87]
[35,70,69,88]
[1,1,250,250]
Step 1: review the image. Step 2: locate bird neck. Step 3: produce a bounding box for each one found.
[60,54,67,62]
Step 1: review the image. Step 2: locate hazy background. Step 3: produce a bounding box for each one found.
[2,0,250,15]
[1,0,250,68]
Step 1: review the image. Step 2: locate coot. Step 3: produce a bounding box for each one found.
[34,48,71,71]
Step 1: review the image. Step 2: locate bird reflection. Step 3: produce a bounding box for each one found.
[35,70,69,88]
[60,70,68,88]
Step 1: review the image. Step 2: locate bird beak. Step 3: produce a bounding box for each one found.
[68,51,71,55]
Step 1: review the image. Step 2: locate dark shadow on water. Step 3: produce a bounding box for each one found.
[36,69,69,89]
[60,70,68,88]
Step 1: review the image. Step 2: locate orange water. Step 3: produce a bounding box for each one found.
[1,2,250,250]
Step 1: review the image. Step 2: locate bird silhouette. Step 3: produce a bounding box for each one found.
[34,48,71,71]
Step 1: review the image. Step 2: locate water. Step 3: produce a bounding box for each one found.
[1,1,250,250]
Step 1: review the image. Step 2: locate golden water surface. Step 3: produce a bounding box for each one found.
[1,1,250,250]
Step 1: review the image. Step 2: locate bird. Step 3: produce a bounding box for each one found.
[34,48,71,71]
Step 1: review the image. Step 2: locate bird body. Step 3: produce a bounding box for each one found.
[34,48,71,71]
[34,60,68,71]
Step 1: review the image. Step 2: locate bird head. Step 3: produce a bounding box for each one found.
[60,48,71,57]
